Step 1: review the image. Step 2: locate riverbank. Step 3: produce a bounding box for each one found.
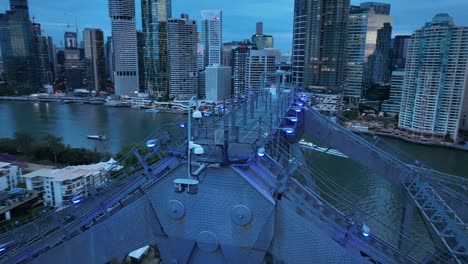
[353,129,468,152]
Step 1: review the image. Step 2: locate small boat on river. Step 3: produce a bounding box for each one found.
[87,135,107,140]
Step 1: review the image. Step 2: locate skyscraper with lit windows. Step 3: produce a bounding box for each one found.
[291,0,349,91]
[141,0,171,95]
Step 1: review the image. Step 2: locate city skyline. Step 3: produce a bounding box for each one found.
[1,1,468,53]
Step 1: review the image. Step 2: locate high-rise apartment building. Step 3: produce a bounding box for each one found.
[109,0,139,96]
[141,0,171,95]
[291,0,349,91]
[391,35,411,70]
[344,3,392,100]
[251,22,273,50]
[0,0,39,91]
[201,10,222,67]
[167,14,198,99]
[83,28,106,92]
[399,14,468,140]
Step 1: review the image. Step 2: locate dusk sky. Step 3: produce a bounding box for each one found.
[1,0,468,53]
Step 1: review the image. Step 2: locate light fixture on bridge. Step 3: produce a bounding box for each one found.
[72,196,82,205]
[146,139,157,148]
[279,127,295,135]
[187,96,203,182]
[179,123,187,128]
[190,141,205,155]
[286,116,298,122]
[290,106,302,113]
[257,147,266,157]
[295,101,304,107]
[361,222,371,237]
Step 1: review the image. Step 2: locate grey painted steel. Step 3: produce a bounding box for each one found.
[1,89,465,263]
[303,108,467,260]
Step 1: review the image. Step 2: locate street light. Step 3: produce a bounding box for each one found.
[257,147,266,157]
[187,96,203,179]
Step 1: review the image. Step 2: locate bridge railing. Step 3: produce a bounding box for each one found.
[263,116,460,263]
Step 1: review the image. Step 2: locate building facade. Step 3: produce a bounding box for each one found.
[64,31,84,89]
[137,31,145,92]
[291,0,349,91]
[232,45,251,95]
[205,65,231,102]
[364,22,392,96]
[22,162,114,207]
[251,22,273,50]
[381,70,404,115]
[399,14,468,140]
[109,0,139,96]
[141,0,171,95]
[246,49,277,90]
[344,3,393,100]
[84,28,106,92]
[105,37,114,82]
[201,10,222,67]
[391,35,411,71]
[0,162,22,191]
[0,0,39,92]
[167,14,198,99]
[32,24,54,86]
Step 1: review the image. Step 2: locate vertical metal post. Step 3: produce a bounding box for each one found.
[223,98,226,116]
[399,193,416,251]
[268,92,272,110]
[232,107,236,127]
[269,112,273,131]
[243,100,248,126]
[250,95,255,119]
[276,93,281,126]
[187,96,198,180]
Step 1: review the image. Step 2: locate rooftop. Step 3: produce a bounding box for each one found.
[0,162,11,169]
[22,162,108,182]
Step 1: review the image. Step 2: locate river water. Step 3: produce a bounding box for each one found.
[1,101,467,258]
[0,101,186,154]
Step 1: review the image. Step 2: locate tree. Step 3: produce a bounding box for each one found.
[342,110,359,120]
[43,135,65,164]
[443,132,454,143]
[14,132,34,156]
[0,138,17,154]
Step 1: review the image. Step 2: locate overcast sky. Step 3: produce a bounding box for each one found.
[1,0,468,53]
